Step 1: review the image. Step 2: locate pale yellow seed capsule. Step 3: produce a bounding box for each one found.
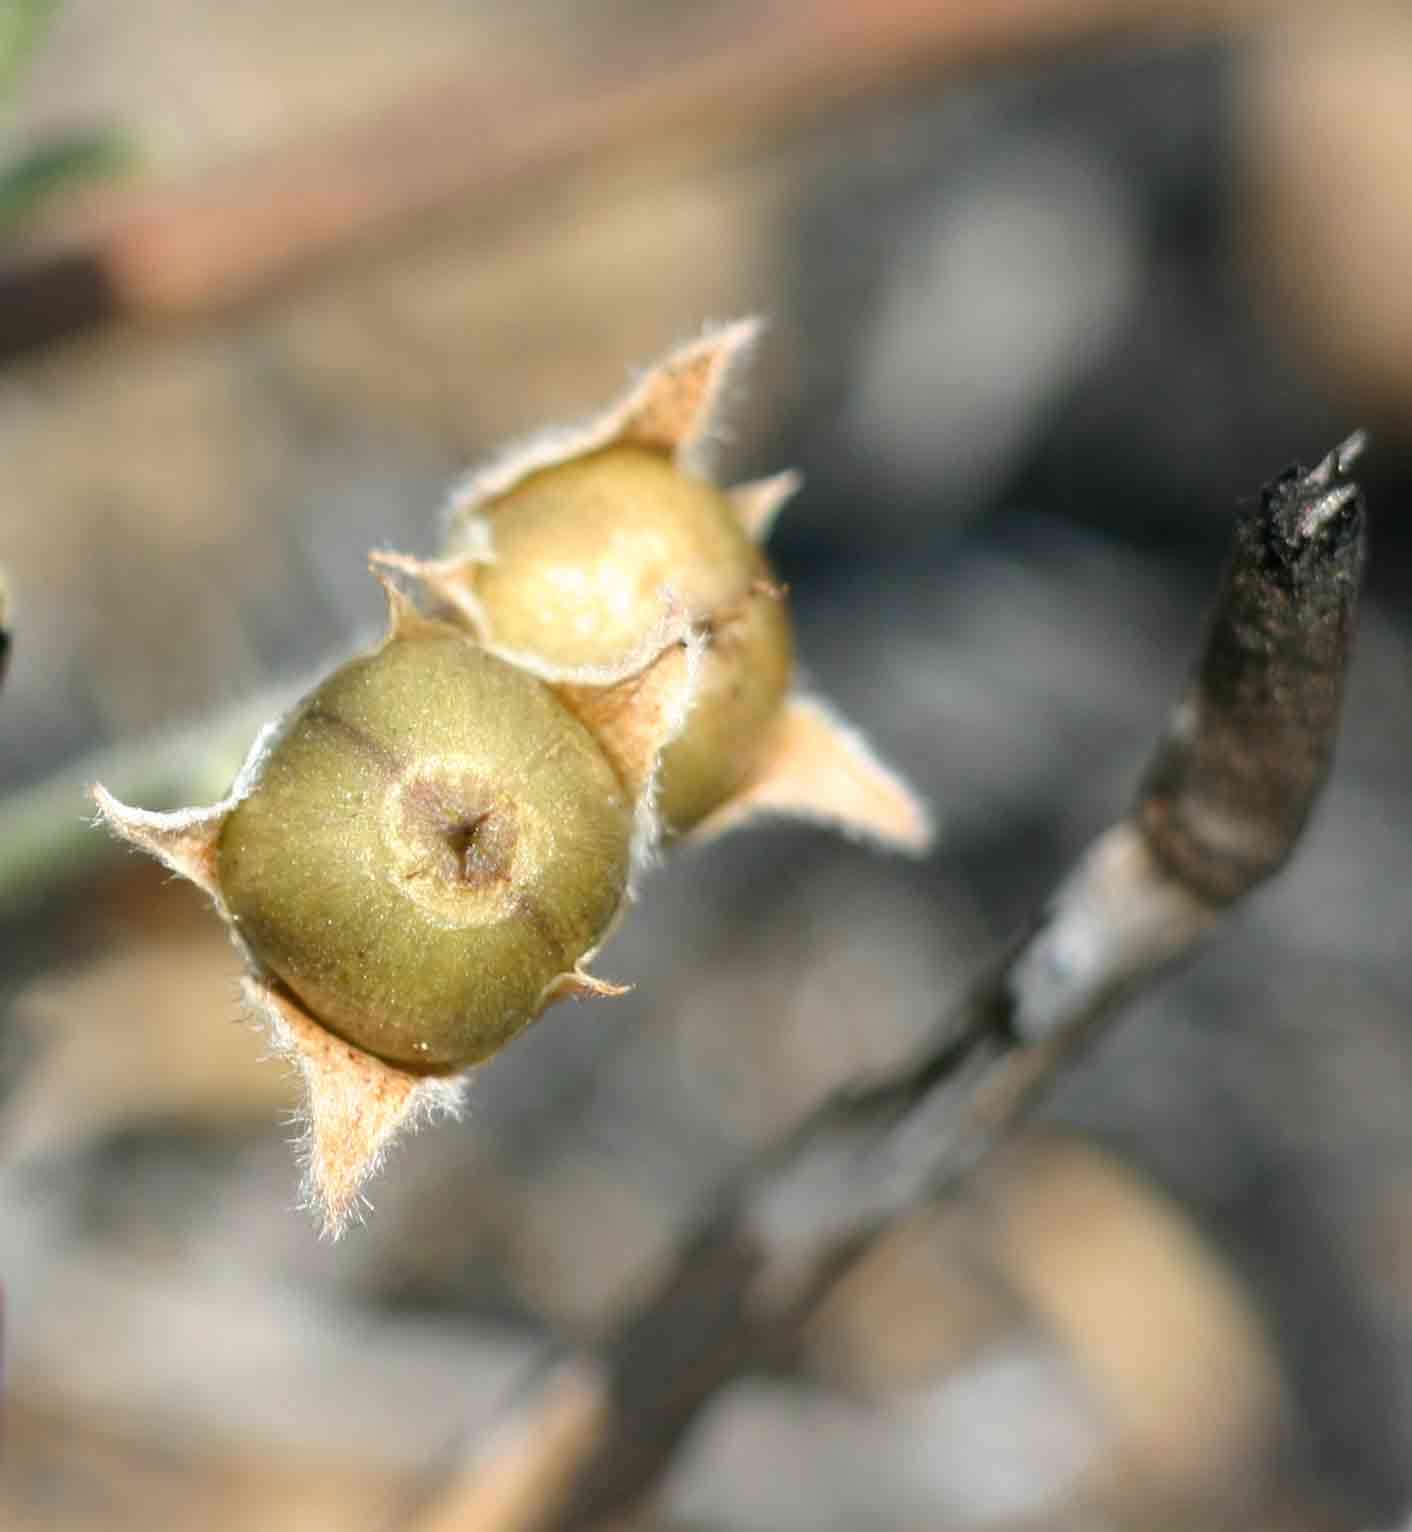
[463,444,794,832]
[217,623,633,1071]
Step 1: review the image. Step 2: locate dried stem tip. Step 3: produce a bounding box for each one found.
[0,567,11,690]
[1138,434,1368,904]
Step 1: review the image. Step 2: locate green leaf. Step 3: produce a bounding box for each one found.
[0,131,128,228]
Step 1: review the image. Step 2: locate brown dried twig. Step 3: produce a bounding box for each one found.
[0,0,1285,362]
[401,434,1370,1532]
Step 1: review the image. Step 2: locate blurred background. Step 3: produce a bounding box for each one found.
[2,1,1412,1527]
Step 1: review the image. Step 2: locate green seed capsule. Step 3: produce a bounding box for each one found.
[463,443,794,832]
[217,622,633,1071]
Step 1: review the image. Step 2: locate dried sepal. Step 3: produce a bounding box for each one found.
[443,319,760,530]
[90,706,291,902]
[370,548,491,640]
[688,695,934,854]
[729,469,802,543]
[373,564,460,645]
[540,960,632,1007]
[477,613,706,875]
[91,784,231,902]
[554,628,700,795]
[613,317,760,469]
[483,612,704,870]
[244,976,465,1238]
[554,624,706,874]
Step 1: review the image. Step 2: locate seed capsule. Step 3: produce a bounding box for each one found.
[217,620,633,1071]
[458,443,794,832]
[382,323,933,855]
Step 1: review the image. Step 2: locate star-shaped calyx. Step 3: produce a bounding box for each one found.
[92,575,699,1236]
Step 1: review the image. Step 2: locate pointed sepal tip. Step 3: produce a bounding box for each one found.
[244,977,466,1239]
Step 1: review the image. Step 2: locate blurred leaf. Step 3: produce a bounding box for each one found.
[0,132,128,229]
[0,0,57,104]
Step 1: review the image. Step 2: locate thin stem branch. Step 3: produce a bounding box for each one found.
[402,435,1370,1532]
[0,670,328,919]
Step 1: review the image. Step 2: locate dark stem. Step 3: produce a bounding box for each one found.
[0,567,9,692]
[406,436,1370,1532]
